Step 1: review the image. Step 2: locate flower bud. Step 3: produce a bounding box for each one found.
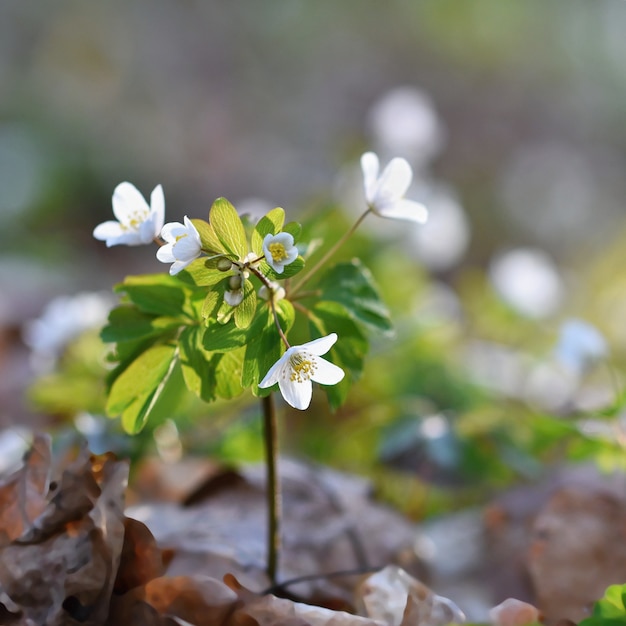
[229,275,243,290]
[217,257,233,272]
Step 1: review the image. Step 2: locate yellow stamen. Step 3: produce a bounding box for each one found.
[268,242,288,262]
[289,352,316,383]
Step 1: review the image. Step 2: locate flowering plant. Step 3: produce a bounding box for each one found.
[95,154,426,582]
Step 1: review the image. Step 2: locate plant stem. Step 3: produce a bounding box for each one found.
[290,208,372,297]
[262,392,281,585]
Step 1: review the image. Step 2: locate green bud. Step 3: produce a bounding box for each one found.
[217,258,233,272]
[229,275,242,290]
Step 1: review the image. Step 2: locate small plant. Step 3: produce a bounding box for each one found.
[94,152,428,584]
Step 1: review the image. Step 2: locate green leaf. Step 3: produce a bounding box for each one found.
[101,306,181,343]
[214,348,245,399]
[209,197,248,260]
[242,300,294,393]
[316,259,393,335]
[310,300,368,410]
[580,584,626,626]
[234,280,257,329]
[203,318,249,352]
[178,258,231,288]
[251,207,285,254]
[191,218,225,254]
[115,274,187,317]
[106,343,178,433]
[202,289,222,320]
[179,326,217,402]
[260,255,305,280]
[283,221,302,242]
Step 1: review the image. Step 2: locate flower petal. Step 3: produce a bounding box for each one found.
[311,357,345,385]
[377,198,428,224]
[156,243,176,263]
[375,157,413,202]
[302,333,338,356]
[360,152,380,202]
[160,221,185,243]
[183,216,202,246]
[169,259,192,275]
[112,182,149,224]
[93,221,124,241]
[279,377,313,410]
[150,184,165,234]
[173,233,201,261]
[259,353,289,388]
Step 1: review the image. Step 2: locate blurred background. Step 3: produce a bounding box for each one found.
[4,0,626,512]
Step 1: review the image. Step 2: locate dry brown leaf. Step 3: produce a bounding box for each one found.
[527,486,626,622]
[0,437,128,625]
[356,566,464,626]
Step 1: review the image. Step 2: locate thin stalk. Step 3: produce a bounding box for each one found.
[262,393,281,585]
[290,208,372,297]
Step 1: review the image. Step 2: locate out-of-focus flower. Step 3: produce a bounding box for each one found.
[258,281,285,302]
[23,291,114,372]
[262,232,298,274]
[93,182,164,247]
[156,216,202,275]
[489,248,563,319]
[407,185,469,271]
[367,86,445,166]
[361,152,428,224]
[258,333,345,410]
[555,318,608,377]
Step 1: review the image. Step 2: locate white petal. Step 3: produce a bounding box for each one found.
[279,377,312,410]
[377,199,428,224]
[360,152,380,202]
[156,243,176,263]
[173,234,201,261]
[139,216,158,243]
[112,182,149,224]
[259,354,289,388]
[160,221,185,243]
[302,333,338,356]
[375,157,413,202]
[183,216,202,245]
[93,221,124,241]
[311,357,345,385]
[150,184,165,233]
[169,259,191,275]
[272,232,294,248]
[284,246,299,264]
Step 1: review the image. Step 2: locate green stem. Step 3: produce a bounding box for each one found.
[262,393,281,585]
[290,208,372,297]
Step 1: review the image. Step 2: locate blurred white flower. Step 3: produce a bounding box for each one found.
[554,318,608,377]
[407,186,469,271]
[259,333,345,410]
[262,232,298,274]
[258,281,285,302]
[367,86,445,167]
[23,291,114,372]
[156,216,202,275]
[361,152,428,224]
[93,182,164,247]
[489,248,563,319]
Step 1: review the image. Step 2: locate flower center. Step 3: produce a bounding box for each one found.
[122,209,149,231]
[175,233,188,242]
[268,242,288,262]
[289,352,316,383]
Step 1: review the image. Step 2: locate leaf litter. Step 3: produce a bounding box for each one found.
[6,435,622,625]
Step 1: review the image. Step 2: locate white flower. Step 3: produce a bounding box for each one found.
[93,182,165,247]
[555,318,608,377]
[259,333,345,410]
[258,281,285,302]
[156,216,203,275]
[360,152,428,223]
[262,232,298,274]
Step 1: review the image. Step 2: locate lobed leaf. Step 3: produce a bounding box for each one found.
[209,197,248,260]
[115,274,187,318]
[233,281,257,329]
[316,259,393,335]
[191,218,225,254]
[251,207,285,255]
